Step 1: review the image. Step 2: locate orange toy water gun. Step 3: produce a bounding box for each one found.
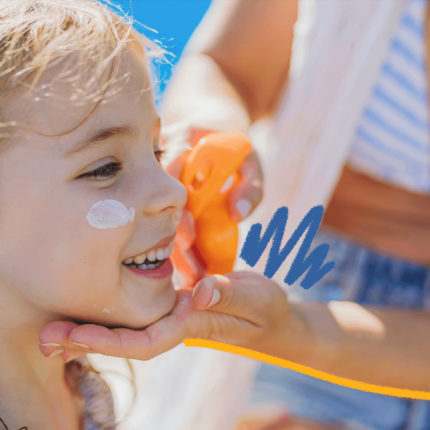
[173,132,253,287]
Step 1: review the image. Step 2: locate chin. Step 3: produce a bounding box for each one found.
[99,285,178,329]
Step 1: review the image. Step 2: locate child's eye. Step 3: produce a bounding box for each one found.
[154,148,165,163]
[78,162,122,180]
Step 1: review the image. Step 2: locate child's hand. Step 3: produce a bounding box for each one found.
[38,272,309,362]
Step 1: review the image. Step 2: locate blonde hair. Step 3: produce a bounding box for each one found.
[0,0,162,147]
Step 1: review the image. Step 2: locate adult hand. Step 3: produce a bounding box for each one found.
[38,272,307,363]
[165,126,263,223]
[165,126,264,288]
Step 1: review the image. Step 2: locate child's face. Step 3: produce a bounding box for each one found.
[0,48,187,328]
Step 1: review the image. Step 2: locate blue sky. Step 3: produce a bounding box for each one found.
[107,0,212,97]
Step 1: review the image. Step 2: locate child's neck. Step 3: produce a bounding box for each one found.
[0,322,82,430]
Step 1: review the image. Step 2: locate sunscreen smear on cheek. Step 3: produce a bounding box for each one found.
[86,199,135,229]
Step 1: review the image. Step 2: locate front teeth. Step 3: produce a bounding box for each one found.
[134,254,146,265]
[147,249,156,262]
[156,248,165,260]
[125,241,175,266]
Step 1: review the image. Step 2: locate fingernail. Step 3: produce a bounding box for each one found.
[70,341,90,349]
[236,199,252,219]
[47,348,63,358]
[192,278,210,298]
[207,288,221,307]
[39,342,62,347]
[192,278,215,307]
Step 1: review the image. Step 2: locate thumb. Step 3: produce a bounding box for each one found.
[191,273,260,321]
[192,274,228,309]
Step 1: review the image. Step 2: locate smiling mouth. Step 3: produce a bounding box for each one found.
[122,236,175,270]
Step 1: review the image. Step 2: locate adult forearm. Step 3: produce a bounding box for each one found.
[160,0,297,132]
[161,53,251,133]
[272,301,430,391]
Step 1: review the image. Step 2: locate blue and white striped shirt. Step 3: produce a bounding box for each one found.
[348,0,430,194]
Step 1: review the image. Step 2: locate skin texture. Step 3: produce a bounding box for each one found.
[38,1,430,428]
[41,271,430,391]
[38,0,299,367]
[0,47,186,429]
[162,0,298,125]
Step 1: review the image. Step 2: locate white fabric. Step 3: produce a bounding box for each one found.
[107,1,409,429]
[236,0,408,297]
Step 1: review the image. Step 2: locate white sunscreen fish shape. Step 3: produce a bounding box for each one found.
[86,199,135,229]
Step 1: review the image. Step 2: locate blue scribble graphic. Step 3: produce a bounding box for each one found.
[239,206,335,289]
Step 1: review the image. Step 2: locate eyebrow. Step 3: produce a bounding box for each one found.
[66,125,137,155]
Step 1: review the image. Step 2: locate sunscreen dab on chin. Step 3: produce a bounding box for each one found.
[86,199,135,229]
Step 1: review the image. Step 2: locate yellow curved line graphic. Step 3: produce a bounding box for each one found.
[183,338,430,400]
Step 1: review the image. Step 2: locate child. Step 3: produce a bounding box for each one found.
[0,0,186,428]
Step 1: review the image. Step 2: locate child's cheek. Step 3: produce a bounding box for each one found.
[48,206,132,308]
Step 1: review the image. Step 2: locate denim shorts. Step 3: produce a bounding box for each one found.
[246,225,430,430]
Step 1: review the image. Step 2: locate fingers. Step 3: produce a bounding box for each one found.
[39,321,78,355]
[171,245,206,289]
[38,273,284,362]
[172,209,206,289]
[165,151,188,179]
[38,291,194,361]
[39,320,88,361]
[164,127,215,179]
[40,321,184,362]
[187,128,216,146]
[228,150,263,222]
[192,272,278,325]
[62,290,194,360]
[175,209,195,249]
[166,127,263,224]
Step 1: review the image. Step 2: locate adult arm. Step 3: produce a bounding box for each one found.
[161,0,298,131]
[188,273,430,391]
[40,272,430,392]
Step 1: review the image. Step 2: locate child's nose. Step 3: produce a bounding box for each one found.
[143,172,187,217]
